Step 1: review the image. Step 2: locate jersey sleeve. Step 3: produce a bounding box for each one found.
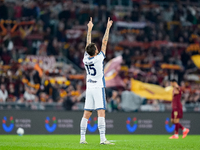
[84,51,89,59]
[97,51,106,60]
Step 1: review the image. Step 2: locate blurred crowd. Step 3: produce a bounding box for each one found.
[0,0,200,111]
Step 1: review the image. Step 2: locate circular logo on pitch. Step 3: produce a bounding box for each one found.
[45,116,57,132]
[2,116,14,132]
[87,117,98,132]
[165,118,175,133]
[126,117,138,133]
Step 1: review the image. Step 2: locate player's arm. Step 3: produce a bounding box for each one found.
[173,86,180,94]
[101,17,113,55]
[86,17,93,47]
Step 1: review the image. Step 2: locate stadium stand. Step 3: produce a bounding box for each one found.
[0,0,200,111]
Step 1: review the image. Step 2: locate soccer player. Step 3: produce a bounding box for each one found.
[169,79,189,139]
[80,17,114,145]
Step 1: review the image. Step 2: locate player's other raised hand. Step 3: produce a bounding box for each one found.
[106,17,113,28]
[87,17,93,30]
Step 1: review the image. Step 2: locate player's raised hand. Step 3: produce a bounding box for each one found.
[106,17,113,28]
[87,17,93,30]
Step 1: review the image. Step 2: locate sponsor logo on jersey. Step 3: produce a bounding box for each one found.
[87,117,98,132]
[45,116,57,132]
[2,116,14,132]
[165,118,175,133]
[126,117,138,133]
[87,79,97,83]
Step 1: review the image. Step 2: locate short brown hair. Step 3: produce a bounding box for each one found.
[170,79,177,82]
[85,43,96,56]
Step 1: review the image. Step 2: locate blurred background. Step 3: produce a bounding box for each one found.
[0,0,200,113]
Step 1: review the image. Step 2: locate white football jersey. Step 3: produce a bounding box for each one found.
[83,51,106,89]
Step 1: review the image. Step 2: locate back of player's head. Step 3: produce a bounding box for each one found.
[170,79,177,83]
[85,43,96,56]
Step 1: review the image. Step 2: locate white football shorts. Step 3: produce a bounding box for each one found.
[84,87,107,111]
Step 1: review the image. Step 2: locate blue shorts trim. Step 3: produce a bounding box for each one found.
[102,88,106,110]
[96,108,106,110]
[84,109,94,111]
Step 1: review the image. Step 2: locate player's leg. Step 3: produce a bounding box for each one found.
[95,88,114,145]
[170,109,189,139]
[95,88,106,143]
[174,118,180,138]
[80,110,92,144]
[181,122,189,138]
[175,110,189,138]
[174,118,184,130]
[80,89,94,144]
[97,109,106,142]
[169,111,179,139]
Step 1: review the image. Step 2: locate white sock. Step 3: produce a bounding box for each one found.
[80,117,88,141]
[98,117,106,142]
[174,134,178,137]
[183,128,186,132]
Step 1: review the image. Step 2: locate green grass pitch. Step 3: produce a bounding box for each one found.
[0,135,200,150]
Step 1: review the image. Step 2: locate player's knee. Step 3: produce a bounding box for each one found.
[171,119,174,124]
[83,111,92,119]
[97,109,105,117]
[174,119,179,124]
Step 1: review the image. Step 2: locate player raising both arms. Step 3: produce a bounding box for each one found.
[80,17,114,145]
[169,79,189,139]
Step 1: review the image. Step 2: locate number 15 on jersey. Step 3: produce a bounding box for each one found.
[85,64,96,76]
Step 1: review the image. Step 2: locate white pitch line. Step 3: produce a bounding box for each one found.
[109,140,134,142]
